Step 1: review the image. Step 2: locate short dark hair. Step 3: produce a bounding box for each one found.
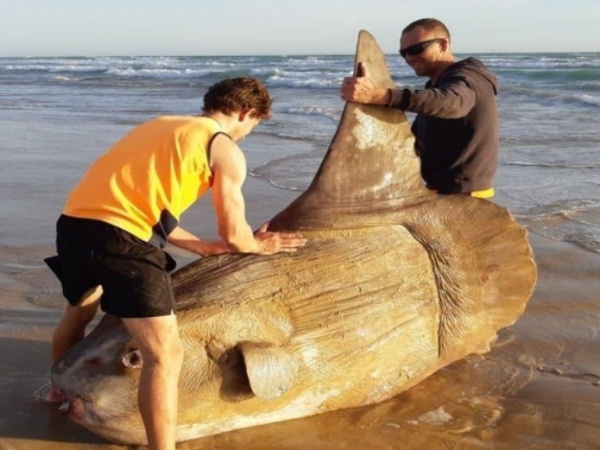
[402,18,451,40]
[202,77,272,119]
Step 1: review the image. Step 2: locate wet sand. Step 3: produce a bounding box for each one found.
[1,220,599,449]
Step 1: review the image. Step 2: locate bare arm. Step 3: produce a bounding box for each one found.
[167,226,231,257]
[210,134,306,255]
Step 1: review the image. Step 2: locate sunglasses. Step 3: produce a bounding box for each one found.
[399,38,442,58]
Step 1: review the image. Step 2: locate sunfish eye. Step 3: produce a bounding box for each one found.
[122,348,143,369]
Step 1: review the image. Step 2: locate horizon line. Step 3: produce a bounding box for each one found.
[1,50,599,58]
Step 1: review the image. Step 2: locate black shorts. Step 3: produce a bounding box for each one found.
[45,215,177,318]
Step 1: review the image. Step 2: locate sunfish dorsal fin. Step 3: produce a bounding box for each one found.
[237,342,298,400]
[270,30,428,229]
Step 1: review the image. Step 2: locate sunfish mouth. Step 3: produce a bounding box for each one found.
[59,394,117,425]
[58,396,86,421]
[57,393,147,445]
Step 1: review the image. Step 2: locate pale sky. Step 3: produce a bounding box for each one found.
[1,0,599,56]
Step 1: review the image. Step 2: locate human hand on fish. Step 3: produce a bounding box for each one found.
[253,222,307,255]
[340,62,389,105]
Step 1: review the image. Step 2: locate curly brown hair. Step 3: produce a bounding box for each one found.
[202,77,272,119]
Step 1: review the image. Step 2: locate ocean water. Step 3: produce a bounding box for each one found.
[0,52,599,251]
[1,51,600,450]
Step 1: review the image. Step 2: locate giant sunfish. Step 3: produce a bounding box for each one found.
[50,30,536,445]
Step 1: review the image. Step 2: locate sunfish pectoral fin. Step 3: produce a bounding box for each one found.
[237,341,298,400]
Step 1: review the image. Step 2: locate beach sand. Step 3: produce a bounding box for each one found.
[1,190,599,450]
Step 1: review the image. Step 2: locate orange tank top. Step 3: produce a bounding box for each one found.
[63,116,225,246]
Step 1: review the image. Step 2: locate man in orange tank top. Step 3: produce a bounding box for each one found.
[45,77,307,450]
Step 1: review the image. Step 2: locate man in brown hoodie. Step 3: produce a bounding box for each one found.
[341,18,499,198]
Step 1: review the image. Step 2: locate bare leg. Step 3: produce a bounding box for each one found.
[122,314,184,450]
[46,286,102,402]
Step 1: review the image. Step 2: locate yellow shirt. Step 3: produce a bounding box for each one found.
[64,116,223,246]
